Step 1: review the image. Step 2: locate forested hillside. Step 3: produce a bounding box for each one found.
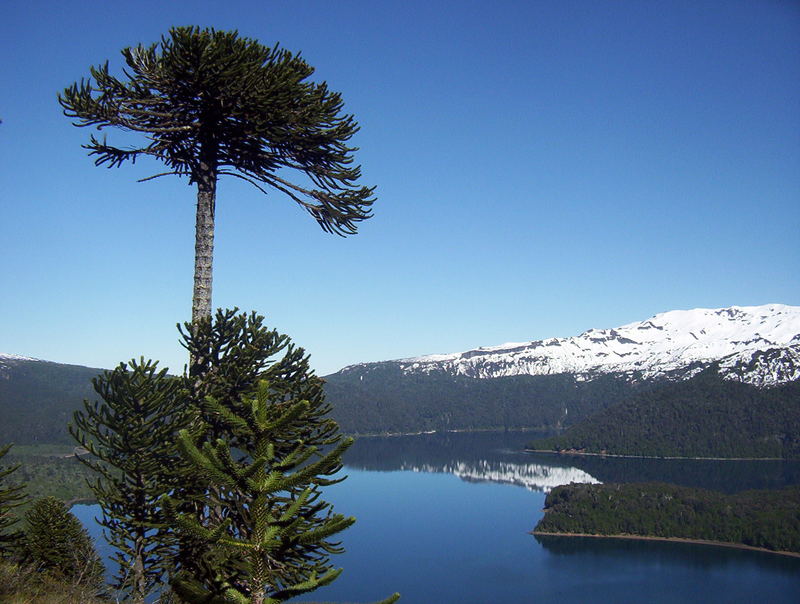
[4,356,799,452]
[324,363,643,434]
[0,359,99,444]
[534,482,800,555]
[529,370,800,459]
[0,356,635,443]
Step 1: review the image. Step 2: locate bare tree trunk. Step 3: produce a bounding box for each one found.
[132,541,146,604]
[192,168,216,325]
[183,161,219,577]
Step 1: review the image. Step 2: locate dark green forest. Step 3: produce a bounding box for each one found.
[0,359,99,445]
[1,357,649,443]
[529,370,800,459]
[534,482,800,555]
[324,363,645,434]
[4,358,800,460]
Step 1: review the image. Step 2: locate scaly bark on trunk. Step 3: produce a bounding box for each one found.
[192,168,216,326]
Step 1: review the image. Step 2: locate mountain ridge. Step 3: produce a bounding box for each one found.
[2,304,799,442]
[335,304,800,387]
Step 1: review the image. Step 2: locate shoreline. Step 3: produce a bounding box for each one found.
[350,427,553,438]
[531,531,800,558]
[524,448,785,461]
[66,497,97,508]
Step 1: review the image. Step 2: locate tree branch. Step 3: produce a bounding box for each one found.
[138,171,183,183]
[217,171,272,196]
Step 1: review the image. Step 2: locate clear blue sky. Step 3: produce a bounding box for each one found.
[1,0,798,376]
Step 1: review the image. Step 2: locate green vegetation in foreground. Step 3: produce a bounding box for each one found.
[0,557,368,604]
[534,482,800,554]
[1,446,101,604]
[528,369,800,459]
[20,497,104,589]
[0,559,109,604]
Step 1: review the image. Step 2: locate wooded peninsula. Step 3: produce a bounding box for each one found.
[534,482,800,556]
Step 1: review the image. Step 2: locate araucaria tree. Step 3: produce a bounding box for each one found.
[174,312,330,596]
[0,444,27,558]
[167,381,355,603]
[59,26,375,327]
[21,496,105,591]
[70,359,189,603]
[167,311,399,603]
[59,26,392,602]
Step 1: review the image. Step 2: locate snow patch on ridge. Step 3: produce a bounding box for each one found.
[0,353,41,362]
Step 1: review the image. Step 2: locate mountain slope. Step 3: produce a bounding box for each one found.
[324,365,646,434]
[325,304,800,435]
[0,352,645,442]
[528,369,800,459]
[3,304,799,443]
[0,354,100,445]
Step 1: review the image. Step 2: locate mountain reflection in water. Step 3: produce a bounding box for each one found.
[343,431,600,492]
[399,459,599,492]
[343,430,800,494]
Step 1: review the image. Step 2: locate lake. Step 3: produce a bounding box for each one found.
[73,431,800,603]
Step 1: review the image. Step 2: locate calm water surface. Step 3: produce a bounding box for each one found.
[74,431,800,603]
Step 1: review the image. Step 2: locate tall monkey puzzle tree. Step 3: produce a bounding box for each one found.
[59,28,392,600]
[59,26,375,332]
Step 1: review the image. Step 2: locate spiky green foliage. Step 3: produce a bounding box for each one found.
[59,27,375,323]
[70,359,189,602]
[179,309,344,451]
[21,496,105,591]
[180,308,290,406]
[0,444,27,558]
[165,381,356,603]
[174,309,327,584]
[58,25,373,232]
[169,310,365,602]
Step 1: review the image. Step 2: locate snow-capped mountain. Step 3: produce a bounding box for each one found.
[343,304,800,387]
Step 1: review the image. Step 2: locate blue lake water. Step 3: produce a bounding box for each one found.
[74,431,800,603]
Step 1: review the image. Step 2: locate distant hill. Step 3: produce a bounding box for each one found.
[0,355,101,445]
[1,351,646,443]
[528,369,800,459]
